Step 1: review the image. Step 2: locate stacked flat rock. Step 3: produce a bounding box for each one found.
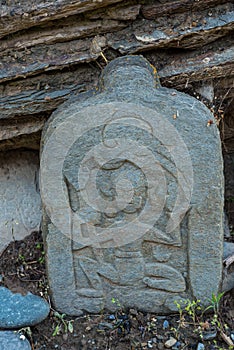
[0,286,50,328]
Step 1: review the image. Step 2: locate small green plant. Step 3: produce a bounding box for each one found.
[173,299,188,340]
[146,317,157,334]
[111,297,121,308]
[38,251,45,264]
[18,253,26,263]
[36,242,45,264]
[211,313,221,329]
[184,299,202,326]
[35,243,42,249]
[174,300,185,325]
[204,292,225,316]
[174,298,202,327]
[174,293,233,347]
[170,326,180,339]
[52,311,74,336]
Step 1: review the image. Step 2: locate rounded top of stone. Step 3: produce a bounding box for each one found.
[100,55,160,91]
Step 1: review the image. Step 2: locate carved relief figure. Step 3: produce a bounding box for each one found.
[41,56,223,314]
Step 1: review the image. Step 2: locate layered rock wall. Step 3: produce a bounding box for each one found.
[0,0,233,230]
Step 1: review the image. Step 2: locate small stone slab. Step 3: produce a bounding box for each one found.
[0,287,50,328]
[0,331,31,350]
[0,150,41,254]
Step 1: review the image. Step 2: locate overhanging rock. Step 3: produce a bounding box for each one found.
[40,55,224,314]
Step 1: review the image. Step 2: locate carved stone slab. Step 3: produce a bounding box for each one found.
[0,151,41,253]
[41,56,224,314]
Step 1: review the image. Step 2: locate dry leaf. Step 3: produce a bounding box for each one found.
[220,330,234,346]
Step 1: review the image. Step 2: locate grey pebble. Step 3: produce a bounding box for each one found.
[202,328,217,341]
[156,335,164,340]
[172,341,181,349]
[0,286,50,328]
[108,314,115,320]
[98,322,113,330]
[158,343,164,350]
[163,320,169,329]
[197,343,205,350]
[0,331,31,350]
[147,340,153,348]
[230,332,234,341]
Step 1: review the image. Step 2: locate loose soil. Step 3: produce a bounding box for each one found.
[0,232,233,350]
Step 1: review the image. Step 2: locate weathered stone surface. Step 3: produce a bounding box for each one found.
[222,242,234,292]
[0,116,46,151]
[224,152,234,226]
[222,103,234,154]
[224,242,234,260]
[41,56,224,314]
[141,0,229,18]
[0,116,46,140]
[0,286,50,328]
[158,44,234,87]
[0,1,233,87]
[222,101,234,225]
[1,44,233,121]
[0,331,31,350]
[108,10,234,52]
[1,9,233,84]
[0,0,124,39]
[0,151,41,253]
[0,0,233,138]
[0,66,97,120]
[0,132,41,152]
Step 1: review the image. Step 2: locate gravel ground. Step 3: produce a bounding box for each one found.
[0,232,233,350]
